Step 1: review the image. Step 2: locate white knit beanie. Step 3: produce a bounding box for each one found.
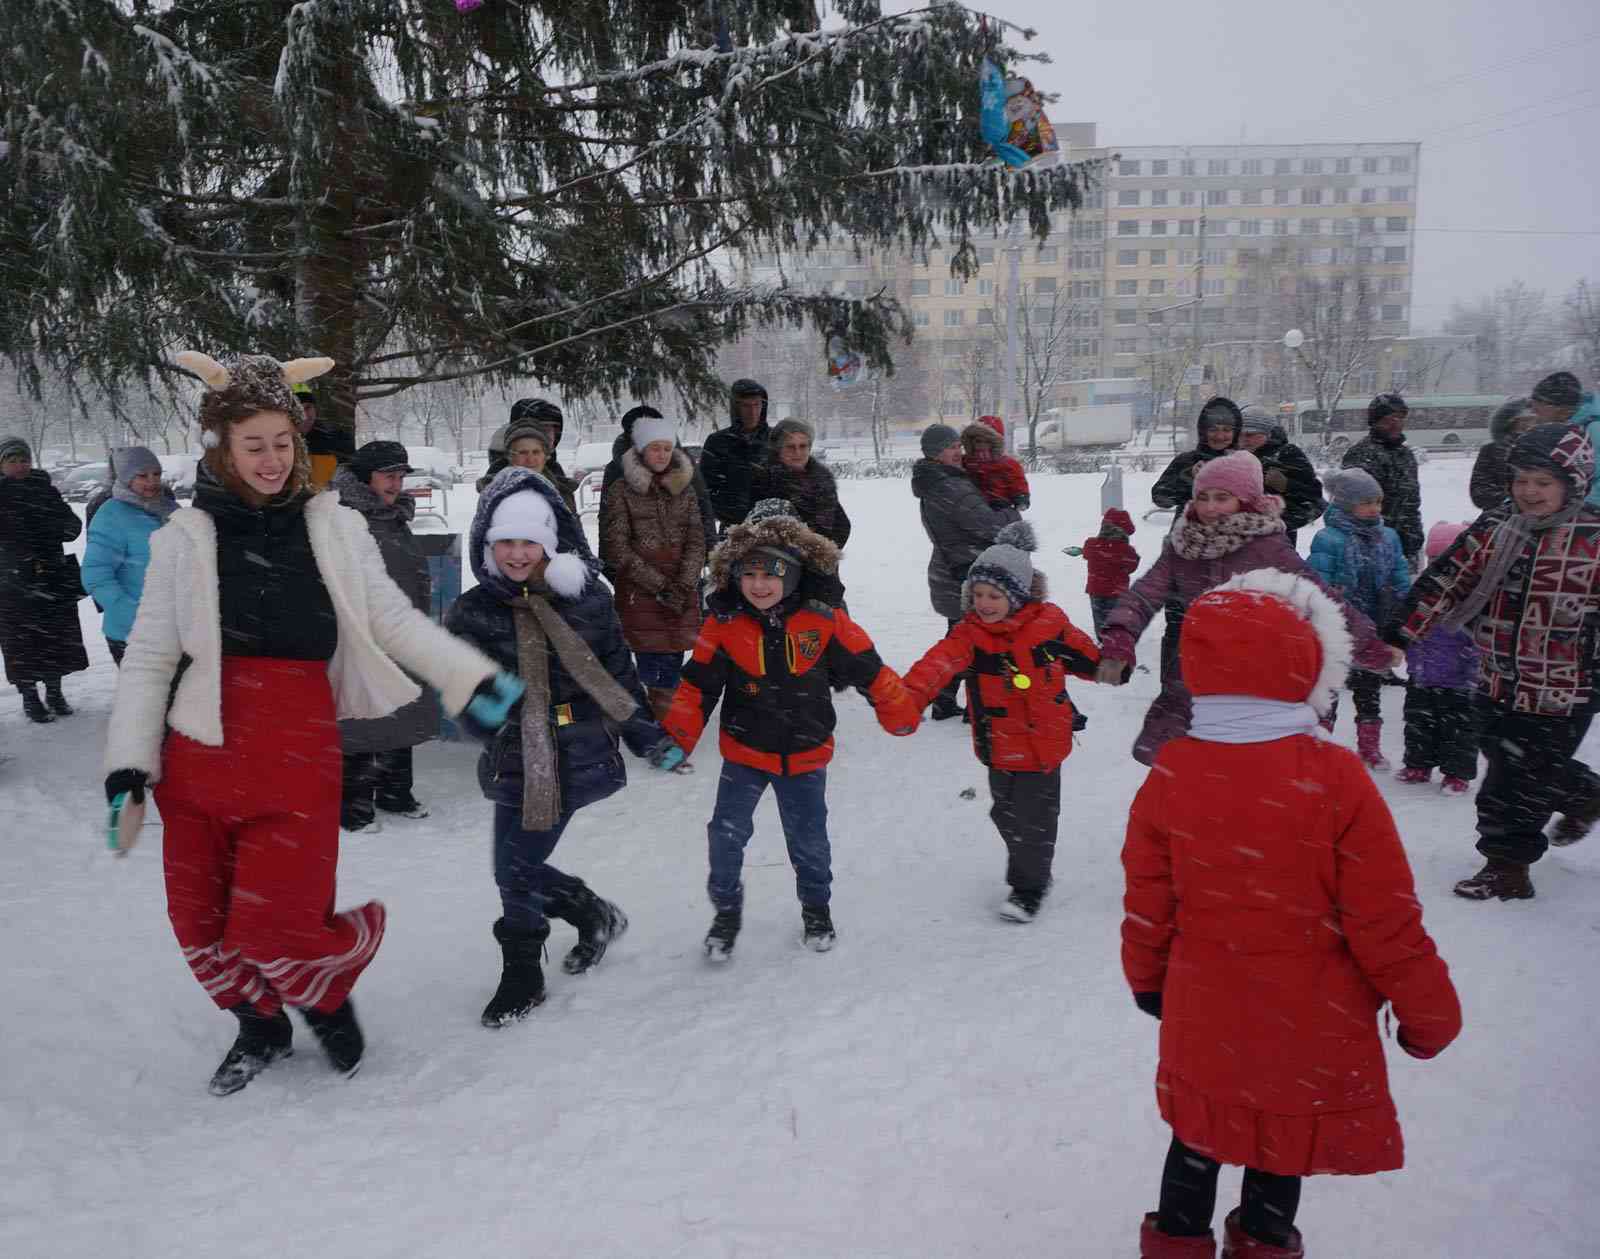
[486,489,559,555]
[631,414,676,452]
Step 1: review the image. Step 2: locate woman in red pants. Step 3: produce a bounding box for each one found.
[103,351,520,1096]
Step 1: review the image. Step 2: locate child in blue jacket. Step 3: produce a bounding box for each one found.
[1309,468,1410,768]
[80,447,178,663]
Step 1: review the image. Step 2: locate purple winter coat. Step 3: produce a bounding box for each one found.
[1101,525,1390,765]
[1405,626,1480,691]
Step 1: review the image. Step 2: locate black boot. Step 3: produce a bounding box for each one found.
[300,999,365,1075]
[481,918,548,1027]
[800,903,836,952]
[704,908,742,962]
[18,685,52,724]
[209,1005,294,1097]
[557,887,629,976]
[43,679,72,717]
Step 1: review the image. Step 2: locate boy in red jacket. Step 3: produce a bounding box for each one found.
[904,522,1103,921]
[1122,569,1460,1259]
[961,415,1031,510]
[1066,507,1140,636]
[664,503,920,959]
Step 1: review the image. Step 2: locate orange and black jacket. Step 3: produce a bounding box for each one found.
[665,592,919,776]
[904,601,1101,773]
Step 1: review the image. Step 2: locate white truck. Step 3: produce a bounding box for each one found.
[1027,403,1134,452]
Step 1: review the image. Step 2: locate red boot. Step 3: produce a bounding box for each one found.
[1221,1209,1304,1257]
[1141,1213,1217,1257]
[1355,719,1390,770]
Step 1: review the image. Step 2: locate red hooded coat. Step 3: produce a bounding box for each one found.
[1082,507,1140,597]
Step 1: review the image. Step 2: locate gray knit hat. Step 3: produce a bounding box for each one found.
[0,435,31,465]
[111,446,162,485]
[921,423,961,458]
[1325,468,1383,509]
[1238,405,1276,436]
[962,521,1041,612]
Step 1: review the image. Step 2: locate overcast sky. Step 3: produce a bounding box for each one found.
[959,0,1600,330]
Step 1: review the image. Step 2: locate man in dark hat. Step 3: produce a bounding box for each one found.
[1528,372,1600,509]
[1237,404,1324,546]
[700,379,771,530]
[1342,394,1423,567]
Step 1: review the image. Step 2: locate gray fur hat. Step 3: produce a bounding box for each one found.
[112,446,162,485]
[963,521,1045,612]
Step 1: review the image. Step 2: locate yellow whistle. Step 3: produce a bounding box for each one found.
[1010,671,1032,691]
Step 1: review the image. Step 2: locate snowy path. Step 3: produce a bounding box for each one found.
[3,463,1596,1257]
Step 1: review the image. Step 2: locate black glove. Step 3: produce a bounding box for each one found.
[105,769,149,806]
[1134,991,1163,1021]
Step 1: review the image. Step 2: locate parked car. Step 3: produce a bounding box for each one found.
[56,463,111,502]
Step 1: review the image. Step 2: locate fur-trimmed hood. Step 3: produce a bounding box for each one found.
[621,446,695,497]
[708,512,840,592]
[468,466,602,602]
[961,421,1006,455]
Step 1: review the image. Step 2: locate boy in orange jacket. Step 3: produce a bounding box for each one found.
[664,500,919,959]
[903,522,1103,921]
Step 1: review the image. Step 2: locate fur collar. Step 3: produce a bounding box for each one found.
[621,446,694,497]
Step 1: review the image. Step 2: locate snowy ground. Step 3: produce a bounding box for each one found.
[3,460,1597,1258]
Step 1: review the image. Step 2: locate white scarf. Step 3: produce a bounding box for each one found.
[1188,695,1320,744]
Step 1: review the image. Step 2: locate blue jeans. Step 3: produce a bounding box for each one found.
[707,763,831,910]
[493,805,582,932]
[635,651,683,691]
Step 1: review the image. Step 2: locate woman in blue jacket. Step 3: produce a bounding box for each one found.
[1309,467,1410,768]
[81,447,177,663]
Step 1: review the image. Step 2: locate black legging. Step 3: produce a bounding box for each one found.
[1157,1136,1301,1246]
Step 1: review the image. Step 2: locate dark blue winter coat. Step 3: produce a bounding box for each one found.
[444,468,663,812]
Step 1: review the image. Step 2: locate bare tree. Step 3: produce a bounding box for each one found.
[1008,284,1079,458]
[1281,265,1380,443]
[1565,279,1600,387]
[955,337,995,423]
[1443,281,1565,393]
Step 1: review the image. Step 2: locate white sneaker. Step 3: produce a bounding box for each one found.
[341,817,384,836]
[380,801,430,820]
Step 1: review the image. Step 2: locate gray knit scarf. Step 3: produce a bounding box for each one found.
[111,481,178,521]
[513,592,640,830]
[1440,500,1584,632]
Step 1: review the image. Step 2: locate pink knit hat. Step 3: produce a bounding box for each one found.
[1425,521,1468,560]
[1191,451,1282,515]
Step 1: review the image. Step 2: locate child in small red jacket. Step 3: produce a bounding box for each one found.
[1065,507,1140,636]
[903,522,1102,921]
[1122,569,1460,1259]
[961,415,1031,510]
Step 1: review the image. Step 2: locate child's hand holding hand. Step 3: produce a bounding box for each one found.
[648,739,691,773]
[461,671,525,739]
[1096,658,1129,686]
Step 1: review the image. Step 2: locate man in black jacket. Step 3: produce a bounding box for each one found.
[1150,396,1243,511]
[699,378,771,531]
[1342,393,1424,567]
[911,424,1019,719]
[1238,405,1324,545]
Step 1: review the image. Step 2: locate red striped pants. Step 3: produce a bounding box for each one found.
[154,657,385,1016]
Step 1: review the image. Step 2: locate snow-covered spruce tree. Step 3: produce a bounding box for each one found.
[1,1,1097,430]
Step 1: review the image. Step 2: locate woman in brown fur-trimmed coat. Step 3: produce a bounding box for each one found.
[598,415,706,716]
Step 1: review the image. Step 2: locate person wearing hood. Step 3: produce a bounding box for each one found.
[1342,394,1423,565]
[1526,371,1600,510]
[1237,405,1324,544]
[504,400,578,513]
[748,418,852,549]
[601,404,717,556]
[332,441,436,831]
[1470,396,1538,511]
[661,503,919,959]
[474,424,509,494]
[699,378,771,530]
[445,467,684,1029]
[102,352,519,1097]
[81,446,178,666]
[1388,423,1600,903]
[0,436,90,722]
[911,424,1020,720]
[599,413,707,719]
[1150,397,1242,512]
[1064,508,1140,637]
[960,415,1031,511]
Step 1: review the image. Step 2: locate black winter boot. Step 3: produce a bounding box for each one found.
[18,684,52,724]
[1453,858,1535,901]
[704,908,742,962]
[43,678,72,717]
[558,888,629,976]
[209,1005,294,1097]
[481,919,548,1027]
[300,999,365,1075]
[800,903,836,952]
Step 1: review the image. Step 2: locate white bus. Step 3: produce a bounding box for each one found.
[1285,394,1504,458]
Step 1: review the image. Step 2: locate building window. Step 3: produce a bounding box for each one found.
[1176,279,1192,296]
[1360,187,1377,204]
[1148,309,1165,324]
[1336,157,1352,174]
[1149,250,1167,265]
[1148,278,1166,295]
[1272,219,1289,235]
[1205,188,1228,205]
[1202,278,1225,296]
[1202,307,1224,325]
[1304,158,1323,174]
[1386,216,1409,232]
[913,310,929,327]
[1084,189,1105,209]
[1151,159,1169,176]
[1382,275,1406,293]
[1070,218,1103,241]
[1179,249,1197,266]
[1237,278,1258,295]
[1178,219,1196,236]
[978,278,994,296]
[1240,219,1261,235]
[1204,249,1226,266]
[1117,249,1138,266]
[1382,304,1405,322]
[1035,277,1057,294]
[1363,157,1379,173]
[1238,248,1259,265]
[1112,367,1138,379]
[1274,158,1292,175]
[1274,187,1291,205]
[1384,245,1407,262]
[1242,158,1263,176]
[1302,187,1323,205]
[944,278,962,296]
[977,247,995,264]
[1335,217,1355,235]
[1116,220,1139,236]
[977,309,993,326]
[1242,188,1262,205]
[1037,246,1059,262]
[1118,189,1142,206]
[1357,246,1374,264]
[1180,190,1197,206]
[1333,188,1350,204]
[1120,159,1142,176]
[1150,219,1168,235]
[1070,249,1103,269]
[1068,279,1102,299]
[1389,186,1412,202]
[1236,307,1259,324]
[1114,309,1138,325]
[1390,156,1412,174]
[1115,338,1139,354]
[1180,159,1197,176]
[1151,189,1169,206]
[1207,158,1229,175]
[1115,279,1138,296]
[910,279,930,296]
[943,309,964,326]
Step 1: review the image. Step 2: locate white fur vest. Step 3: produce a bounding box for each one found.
[104,492,497,779]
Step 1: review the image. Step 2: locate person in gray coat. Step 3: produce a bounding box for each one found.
[333,442,437,830]
[911,424,1020,718]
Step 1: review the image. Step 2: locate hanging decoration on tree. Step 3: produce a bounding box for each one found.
[826,329,870,391]
[979,59,1059,168]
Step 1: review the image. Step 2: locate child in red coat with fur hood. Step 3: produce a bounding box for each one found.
[904,522,1104,921]
[961,415,1031,510]
[1122,569,1461,1259]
